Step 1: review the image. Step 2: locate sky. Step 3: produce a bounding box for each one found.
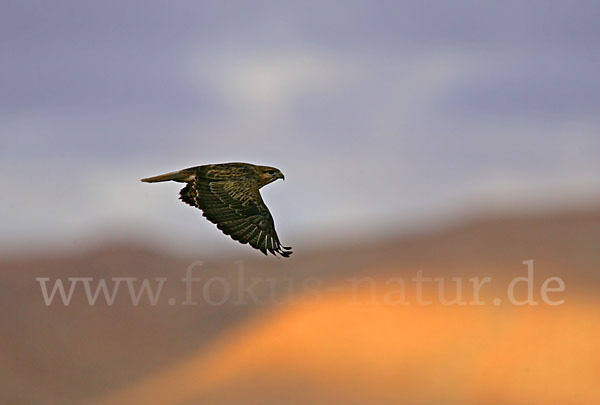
[1,1,599,254]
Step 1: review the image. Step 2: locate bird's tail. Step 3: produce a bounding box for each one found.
[141,169,195,183]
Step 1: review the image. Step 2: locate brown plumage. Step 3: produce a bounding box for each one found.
[141,162,292,257]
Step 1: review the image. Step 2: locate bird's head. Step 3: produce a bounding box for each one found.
[257,165,285,187]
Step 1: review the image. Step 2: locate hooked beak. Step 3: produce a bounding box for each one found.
[279,173,285,181]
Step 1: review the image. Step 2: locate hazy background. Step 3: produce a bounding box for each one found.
[1,1,600,404]
[2,0,599,254]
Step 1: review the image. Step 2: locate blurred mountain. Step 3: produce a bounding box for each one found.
[1,207,599,404]
[100,291,600,405]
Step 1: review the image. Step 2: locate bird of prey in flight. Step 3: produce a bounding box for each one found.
[142,162,292,257]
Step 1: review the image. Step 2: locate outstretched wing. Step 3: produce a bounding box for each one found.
[180,177,292,257]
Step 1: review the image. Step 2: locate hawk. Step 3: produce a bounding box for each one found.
[141,163,292,257]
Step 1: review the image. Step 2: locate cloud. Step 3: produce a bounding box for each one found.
[192,49,346,117]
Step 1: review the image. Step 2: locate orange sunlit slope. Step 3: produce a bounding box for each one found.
[100,284,600,405]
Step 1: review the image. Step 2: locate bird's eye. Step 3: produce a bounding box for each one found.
[267,170,276,175]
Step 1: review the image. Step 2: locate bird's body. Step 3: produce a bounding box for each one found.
[142,163,292,257]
